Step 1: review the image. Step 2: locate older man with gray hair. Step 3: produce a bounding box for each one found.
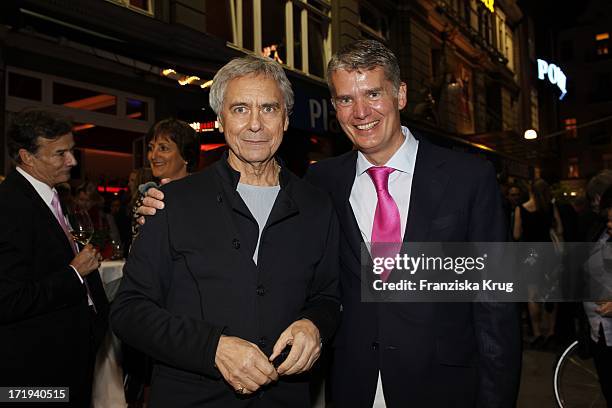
[111,55,340,407]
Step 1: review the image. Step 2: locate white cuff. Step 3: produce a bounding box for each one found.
[69,265,84,284]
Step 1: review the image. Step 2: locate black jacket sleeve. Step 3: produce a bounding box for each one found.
[110,202,225,379]
[298,207,341,343]
[469,162,522,408]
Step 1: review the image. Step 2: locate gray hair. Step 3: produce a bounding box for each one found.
[587,169,612,202]
[209,55,294,116]
[326,39,401,94]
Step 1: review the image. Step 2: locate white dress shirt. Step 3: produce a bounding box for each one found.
[348,126,419,407]
[16,167,85,285]
[583,230,612,346]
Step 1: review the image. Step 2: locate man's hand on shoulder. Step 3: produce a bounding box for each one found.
[135,178,170,225]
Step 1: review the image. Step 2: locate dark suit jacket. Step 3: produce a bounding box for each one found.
[0,170,109,407]
[111,157,340,408]
[306,137,521,408]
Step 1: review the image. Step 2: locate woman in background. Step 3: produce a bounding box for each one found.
[124,118,199,407]
[514,178,563,348]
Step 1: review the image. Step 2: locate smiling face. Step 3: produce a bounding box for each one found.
[330,67,406,165]
[219,74,288,170]
[147,135,188,180]
[19,133,77,187]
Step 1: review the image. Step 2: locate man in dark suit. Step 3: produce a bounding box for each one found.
[0,110,109,407]
[303,40,521,407]
[111,55,340,407]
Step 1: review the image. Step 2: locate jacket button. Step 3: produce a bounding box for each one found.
[216,194,222,203]
[372,341,379,351]
[232,239,240,249]
[256,285,266,296]
[258,337,267,348]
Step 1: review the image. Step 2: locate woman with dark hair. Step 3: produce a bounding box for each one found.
[130,120,199,239]
[146,118,199,180]
[124,120,199,406]
[514,178,563,348]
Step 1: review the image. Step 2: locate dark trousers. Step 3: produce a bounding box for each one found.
[592,327,612,408]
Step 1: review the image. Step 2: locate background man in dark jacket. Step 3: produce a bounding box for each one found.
[111,55,340,408]
[0,110,109,407]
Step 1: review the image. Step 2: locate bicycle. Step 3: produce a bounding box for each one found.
[553,339,606,407]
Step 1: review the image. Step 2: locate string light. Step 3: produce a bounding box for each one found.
[161,68,211,89]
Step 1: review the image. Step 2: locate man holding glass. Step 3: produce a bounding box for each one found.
[0,110,109,407]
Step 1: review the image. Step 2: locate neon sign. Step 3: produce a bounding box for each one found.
[537,59,567,100]
[480,0,494,13]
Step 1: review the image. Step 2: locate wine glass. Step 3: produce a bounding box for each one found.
[67,206,94,248]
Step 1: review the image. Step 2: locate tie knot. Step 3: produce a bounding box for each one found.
[367,166,395,192]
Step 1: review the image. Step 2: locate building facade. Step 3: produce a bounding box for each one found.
[1,0,539,186]
[556,0,612,192]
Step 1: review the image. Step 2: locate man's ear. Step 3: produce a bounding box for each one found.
[217,115,224,133]
[283,113,289,131]
[397,82,407,110]
[18,149,34,166]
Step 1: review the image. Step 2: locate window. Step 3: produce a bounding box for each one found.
[505,29,514,71]
[564,118,577,138]
[107,0,154,15]
[206,1,233,43]
[359,2,389,41]
[6,67,154,135]
[568,157,580,178]
[227,0,331,78]
[603,153,612,170]
[477,6,493,46]
[495,11,506,55]
[560,40,573,61]
[262,0,287,64]
[8,72,42,101]
[493,9,514,71]
[53,83,117,115]
[126,98,149,121]
[596,32,609,56]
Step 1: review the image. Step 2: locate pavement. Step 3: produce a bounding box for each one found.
[518,345,606,408]
[518,349,558,407]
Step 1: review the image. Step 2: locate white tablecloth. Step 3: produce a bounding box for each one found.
[92,260,127,408]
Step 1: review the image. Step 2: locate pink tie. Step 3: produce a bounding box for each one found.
[51,191,96,311]
[368,166,401,282]
[51,191,77,254]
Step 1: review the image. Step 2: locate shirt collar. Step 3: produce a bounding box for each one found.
[16,166,56,207]
[355,126,418,176]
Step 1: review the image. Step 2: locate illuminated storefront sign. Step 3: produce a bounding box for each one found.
[189,121,218,132]
[537,59,567,100]
[480,0,494,13]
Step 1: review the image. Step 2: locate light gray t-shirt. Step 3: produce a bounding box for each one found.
[236,183,280,264]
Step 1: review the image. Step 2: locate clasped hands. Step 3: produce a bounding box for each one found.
[214,319,321,395]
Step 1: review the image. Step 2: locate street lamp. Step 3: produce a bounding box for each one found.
[524,129,538,140]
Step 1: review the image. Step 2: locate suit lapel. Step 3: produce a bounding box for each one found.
[404,140,449,242]
[331,151,364,267]
[11,171,75,258]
